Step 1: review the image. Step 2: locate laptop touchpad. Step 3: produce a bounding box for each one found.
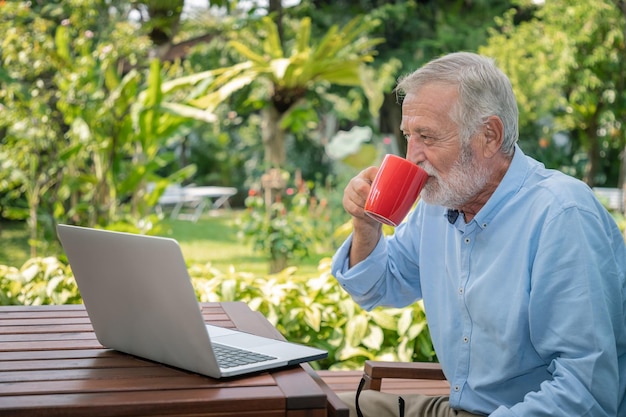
[212,332,278,349]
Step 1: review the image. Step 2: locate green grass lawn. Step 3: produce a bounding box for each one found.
[0,221,33,268]
[159,210,332,275]
[0,210,332,276]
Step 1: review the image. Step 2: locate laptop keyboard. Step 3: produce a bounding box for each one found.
[212,343,277,369]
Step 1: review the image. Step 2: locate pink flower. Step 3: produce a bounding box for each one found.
[286,188,294,195]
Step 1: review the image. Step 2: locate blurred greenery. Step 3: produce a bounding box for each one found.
[481,0,626,186]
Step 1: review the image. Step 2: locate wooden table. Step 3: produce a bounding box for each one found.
[0,302,339,417]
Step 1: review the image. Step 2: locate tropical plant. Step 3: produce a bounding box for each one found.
[161,15,385,169]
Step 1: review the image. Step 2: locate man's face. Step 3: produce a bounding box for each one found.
[401,84,490,209]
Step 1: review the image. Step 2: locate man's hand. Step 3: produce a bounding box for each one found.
[343,167,384,268]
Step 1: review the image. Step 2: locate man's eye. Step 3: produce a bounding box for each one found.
[404,133,437,144]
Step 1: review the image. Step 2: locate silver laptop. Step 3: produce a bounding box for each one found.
[56,224,327,378]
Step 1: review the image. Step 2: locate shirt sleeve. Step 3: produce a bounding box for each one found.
[330,233,389,310]
[490,204,625,417]
[330,212,425,311]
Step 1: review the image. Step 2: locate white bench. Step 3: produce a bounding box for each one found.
[156,185,237,222]
[593,187,624,213]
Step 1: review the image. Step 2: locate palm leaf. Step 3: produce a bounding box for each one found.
[294,17,311,55]
[164,15,385,123]
[160,102,217,123]
[311,25,342,62]
[229,40,268,65]
[270,58,292,81]
[261,16,284,59]
[190,72,259,110]
[313,64,362,86]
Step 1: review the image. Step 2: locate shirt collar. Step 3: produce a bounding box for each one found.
[471,144,529,229]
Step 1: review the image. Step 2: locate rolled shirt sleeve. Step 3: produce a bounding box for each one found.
[331,215,426,311]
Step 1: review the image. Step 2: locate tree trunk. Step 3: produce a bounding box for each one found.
[617,145,626,214]
[28,184,40,258]
[583,121,600,187]
[260,105,289,273]
[379,92,405,156]
[269,253,288,274]
[261,106,287,167]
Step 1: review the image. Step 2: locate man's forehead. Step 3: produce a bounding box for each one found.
[400,116,436,131]
[400,87,458,128]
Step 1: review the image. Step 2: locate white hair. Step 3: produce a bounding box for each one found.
[396,52,519,155]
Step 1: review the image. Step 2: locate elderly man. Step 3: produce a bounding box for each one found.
[331,52,626,416]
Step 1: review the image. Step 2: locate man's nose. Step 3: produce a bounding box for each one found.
[405,138,426,165]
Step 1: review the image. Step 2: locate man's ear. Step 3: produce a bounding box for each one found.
[482,116,504,158]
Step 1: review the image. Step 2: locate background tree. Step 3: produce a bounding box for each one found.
[481,0,626,187]
[168,15,385,169]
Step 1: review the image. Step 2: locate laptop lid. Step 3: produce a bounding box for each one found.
[56,224,327,378]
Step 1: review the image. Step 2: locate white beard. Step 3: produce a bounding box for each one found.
[419,145,491,209]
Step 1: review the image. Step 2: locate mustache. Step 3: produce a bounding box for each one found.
[418,162,437,178]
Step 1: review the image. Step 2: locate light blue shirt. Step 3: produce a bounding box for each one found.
[332,146,626,416]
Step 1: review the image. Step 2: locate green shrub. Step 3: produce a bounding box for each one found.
[190,258,436,369]
[0,257,81,305]
[0,256,436,370]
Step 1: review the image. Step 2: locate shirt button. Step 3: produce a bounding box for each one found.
[463,336,469,343]
[458,288,464,295]
[454,385,460,392]
[464,238,470,244]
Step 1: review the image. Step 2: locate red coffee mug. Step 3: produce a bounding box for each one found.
[364,154,428,226]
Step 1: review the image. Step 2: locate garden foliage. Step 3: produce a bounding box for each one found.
[0,256,436,370]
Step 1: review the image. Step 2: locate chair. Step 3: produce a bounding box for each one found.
[315,361,448,417]
[361,360,448,393]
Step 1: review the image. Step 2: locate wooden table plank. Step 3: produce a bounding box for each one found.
[0,323,94,334]
[0,331,97,342]
[1,373,276,396]
[0,304,86,312]
[0,386,286,417]
[0,339,104,351]
[0,356,153,372]
[0,348,114,361]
